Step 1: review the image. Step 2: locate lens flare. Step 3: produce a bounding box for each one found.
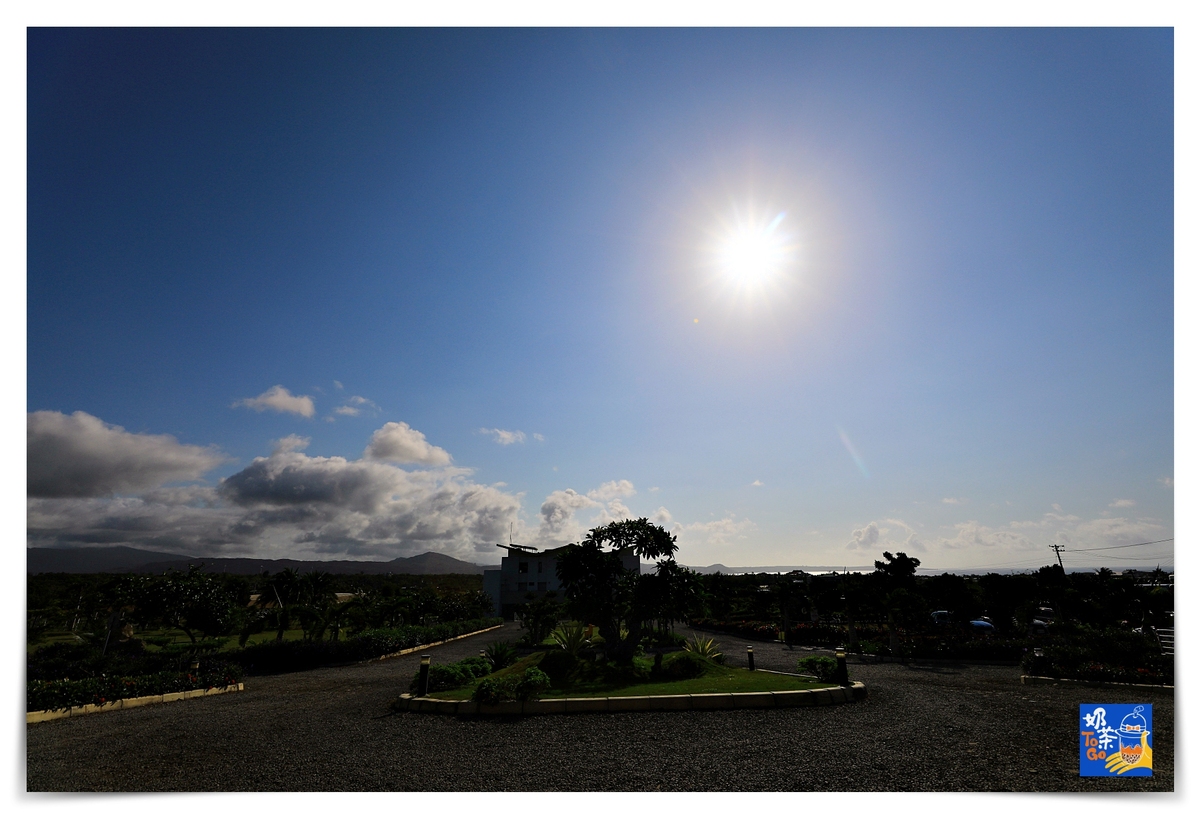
[838,426,870,478]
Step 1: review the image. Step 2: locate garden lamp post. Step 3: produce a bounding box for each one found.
[417,655,431,697]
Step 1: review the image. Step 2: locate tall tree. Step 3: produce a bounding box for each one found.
[874,551,921,588]
[556,518,680,662]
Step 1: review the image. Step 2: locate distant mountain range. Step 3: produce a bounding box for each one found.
[27,546,872,577]
[26,546,491,576]
[25,547,1119,577]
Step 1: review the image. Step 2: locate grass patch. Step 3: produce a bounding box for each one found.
[428,651,829,700]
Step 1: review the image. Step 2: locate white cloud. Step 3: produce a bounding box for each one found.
[587,480,635,502]
[333,381,344,390]
[537,488,601,539]
[27,411,227,498]
[480,428,526,445]
[532,479,640,544]
[678,515,756,546]
[648,486,660,493]
[1159,477,1173,489]
[651,506,673,526]
[233,385,316,418]
[1108,499,1136,508]
[271,435,311,454]
[532,433,545,442]
[364,421,452,466]
[846,518,925,553]
[847,522,880,551]
[751,479,764,487]
[942,497,967,505]
[330,395,379,419]
[916,510,1171,568]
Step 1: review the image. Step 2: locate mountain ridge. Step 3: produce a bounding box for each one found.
[26,546,491,575]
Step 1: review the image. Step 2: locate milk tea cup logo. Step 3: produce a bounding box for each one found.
[1079,704,1152,776]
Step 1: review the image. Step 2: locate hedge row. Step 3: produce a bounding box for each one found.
[224,618,503,675]
[27,661,243,713]
[27,617,502,711]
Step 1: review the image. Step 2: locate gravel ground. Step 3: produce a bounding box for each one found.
[26,622,1173,792]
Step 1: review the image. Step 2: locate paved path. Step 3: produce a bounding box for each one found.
[26,623,1173,791]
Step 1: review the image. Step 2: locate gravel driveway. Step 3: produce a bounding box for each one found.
[26,622,1173,791]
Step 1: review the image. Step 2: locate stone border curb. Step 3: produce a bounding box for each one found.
[359,624,505,664]
[27,683,244,724]
[395,681,867,718]
[1021,675,1173,691]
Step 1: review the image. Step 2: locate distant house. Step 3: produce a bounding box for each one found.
[482,543,640,619]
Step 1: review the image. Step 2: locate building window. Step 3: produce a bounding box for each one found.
[537,581,547,592]
[517,582,528,592]
[518,562,529,574]
[537,561,543,574]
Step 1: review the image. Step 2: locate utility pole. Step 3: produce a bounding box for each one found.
[1049,543,1065,571]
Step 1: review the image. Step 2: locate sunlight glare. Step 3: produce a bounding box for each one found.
[713,209,795,292]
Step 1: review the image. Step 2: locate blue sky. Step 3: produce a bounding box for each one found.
[26,28,1174,570]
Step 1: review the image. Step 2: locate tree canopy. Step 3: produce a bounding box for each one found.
[554,518,695,661]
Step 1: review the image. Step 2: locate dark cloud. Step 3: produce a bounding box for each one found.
[219,452,402,512]
[28,411,227,498]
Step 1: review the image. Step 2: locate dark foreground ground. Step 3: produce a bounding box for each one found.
[26,622,1174,792]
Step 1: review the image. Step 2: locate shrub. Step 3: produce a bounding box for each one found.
[796,656,838,682]
[410,656,494,693]
[27,660,243,712]
[484,640,518,671]
[471,675,511,705]
[457,656,492,679]
[659,650,708,680]
[417,663,470,693]
[682,634,723,661]
[552,622,591,656]
[470,667,552,704]
[515,667,551,700]
[537,649,578,683]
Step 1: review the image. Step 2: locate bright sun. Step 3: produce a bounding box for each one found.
[715,211,793,288]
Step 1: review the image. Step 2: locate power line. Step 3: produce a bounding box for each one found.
[1062,538,1173,553]
[1063,552,1174,564]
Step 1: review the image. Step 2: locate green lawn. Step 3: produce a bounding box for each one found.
[429,652,827,700]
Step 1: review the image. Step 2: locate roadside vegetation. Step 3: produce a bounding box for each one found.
[26,568,499,711]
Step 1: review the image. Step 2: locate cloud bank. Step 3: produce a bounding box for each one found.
[28,414,516,561]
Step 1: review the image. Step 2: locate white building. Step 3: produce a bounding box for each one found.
[482,543,640,619]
